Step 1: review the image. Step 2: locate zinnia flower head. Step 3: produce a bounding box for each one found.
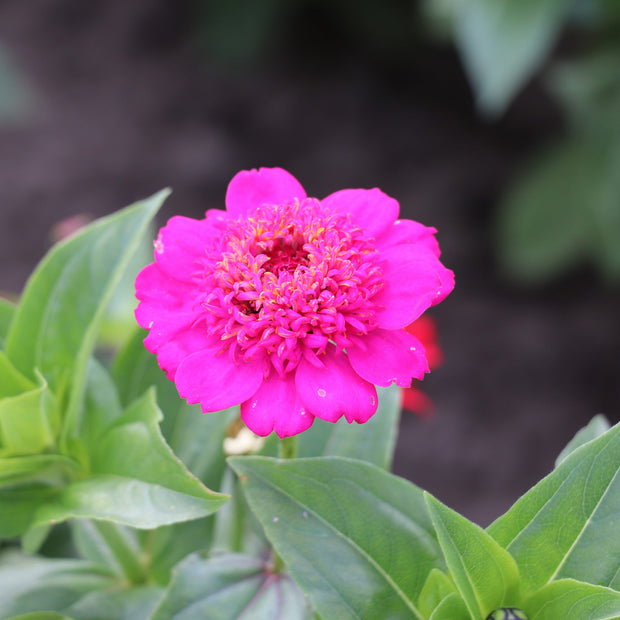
[135,168,454,437]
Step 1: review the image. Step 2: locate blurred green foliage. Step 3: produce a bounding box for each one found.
[197,0,620,285]
[0,46,32,123]
[425,0,620,284]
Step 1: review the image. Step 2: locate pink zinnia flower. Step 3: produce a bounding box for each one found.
[135,168,454,437]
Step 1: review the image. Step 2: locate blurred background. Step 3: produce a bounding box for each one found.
[0,0,619,525]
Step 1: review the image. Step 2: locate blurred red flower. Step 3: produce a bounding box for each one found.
[401,315,444,418]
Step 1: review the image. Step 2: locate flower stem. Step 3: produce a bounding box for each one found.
[92,521,146,585]
[278,435,298,460]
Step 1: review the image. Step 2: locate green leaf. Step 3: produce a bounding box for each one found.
[297,385,401,469]
[0,352,36,399]
[63,585,163,620]
[4,190,169,447]
[555,414,611,467]
[452,0,571,115]
[495,140,595,283]
[0,389,228,535]
[418,569,457,618]
[488,420,620,594]
[151,552,310,620]
[0,377,59,457]
[0,297,15,348]
[31,475,220,531]
[112,328,183,445]
[7,613,75,620]
[425,493,521,618]
[113,333,239,582]
[210,466,267,557]
[0,47,32,123]
[84,388,228,527]
[79,359,124,459]
[0,550,113,618]
[229,456,444,620]
[428,592,470,620]
[113,327,237,485]
[524,579,620,620]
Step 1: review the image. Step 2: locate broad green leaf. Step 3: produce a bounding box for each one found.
[97,223,154,349]
[0,378,59,457]
[150,552,310,620]
[425,493,521,618]
[0,297,15,348]
[524,579,620,620]
[30,475,220,530]
[229,456,444,620]
[0,391,227,535]
[418,569,457,618]
[488,420,620,594]
[453,0,571,115]
[0,550,113,618]
[555,414,611,467]
[297,385,401,469]
[428,592,470,620]
[85,389,227,526]
[0,352,36,399]
[5,190,168,446]
[79,359,124,458]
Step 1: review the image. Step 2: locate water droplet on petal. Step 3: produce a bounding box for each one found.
[410,346,416,351]
[317,388,327,398]
[300,409,306,415]
[251,401,258,409]
[148,321,154,329]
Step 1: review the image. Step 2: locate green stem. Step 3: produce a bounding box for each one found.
[271,435,299,573]
[93,521,146,585]
[278,435,298,460]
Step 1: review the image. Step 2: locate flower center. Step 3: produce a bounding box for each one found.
[197,198,384,375]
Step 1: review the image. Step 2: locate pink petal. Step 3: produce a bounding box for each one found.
[296,346,378,424]
[154,216,215,282]
[175,349,267,412]
[375,219,441,257]
[347,328,429,388]
[374,245,455,330]
[153,323,212,380]
[225,168,307,217]
[240,373,314,437]
[135,263,195,311]
[321,188,399,238]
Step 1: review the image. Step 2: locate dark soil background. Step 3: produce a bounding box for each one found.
[1,0,619,526]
